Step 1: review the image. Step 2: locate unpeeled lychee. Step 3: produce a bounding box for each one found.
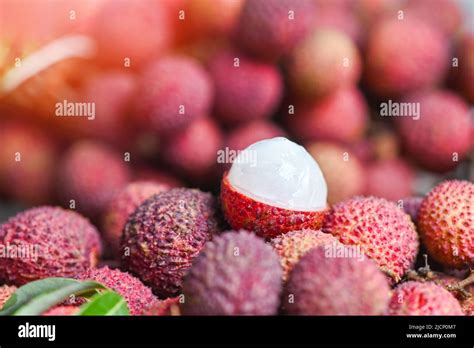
[324,196,419,283]
[388,281,463,315]
[221,137,329,239]
[182,230,282,315]
[283,246,391,315]
[417,180,474,269]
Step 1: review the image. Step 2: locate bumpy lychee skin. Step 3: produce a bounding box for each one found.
[283,246,391,315]
[285,87,368,144]
[324,196,419,284]
[365,18,448,97]
[122,188,222,297]
[400,197,424,223]
[134,56,213,136]
[0,207,102,286]
[77,267,157,316]
[142,297,181,316]
[236,0,316,59]
[288,29,361,100]
[417,180,474,269]
[221,138,329,239]
[396,91,471,172]
[182,230,282,315]
[270,229,341,280]
[57,141,131,219]
[365,159,414,201]
[102,181,169,257]
[388,281,464,315]
[0,285,16,309]
[208,50,283,126]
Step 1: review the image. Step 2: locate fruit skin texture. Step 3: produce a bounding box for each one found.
[288,29,361,100]
[417,180,474,269]
[57,141,131,219]
[221,173,328,239]
[270,229,341,281]
[122,188,222,298]
[134,55,213,136]
[77,266,157,316]
[283,246,391,315]
[396,91,472,172]
[365,159,414,201]
[142,297,181,316]
[365,18,448,97]
[285,87,368,144]
[324,196,419,284]
[102,181,169,258]
[388,281,463,315]
[307,142,366,205]
[208,50,283,126]
[0,207,102,286]
[236,0,316,59]
[182,230,282,315]
[0,285,16,309]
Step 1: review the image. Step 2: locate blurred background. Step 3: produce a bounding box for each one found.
[0,0,473,224]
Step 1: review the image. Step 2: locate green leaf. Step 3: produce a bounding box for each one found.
[76,290,129,316]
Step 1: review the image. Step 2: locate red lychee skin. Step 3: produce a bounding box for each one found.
[208,50,283,126]
[324,196,419,284]
[307,142,366,205]
[57,141,131,219]
[417,180,474,269]
[270,229,341,281]
[235,0,316,60]
[142,297,181,316]
[182,230,283,315]
[0,207,102,286]
[134,56,213,136]
[287,29,361,101]
[77,266,157,316]
[283,246,391,315]
[160,117,224,183]
[102,181,169,258]
[365,18,448,97]
[93,0,171,67]
[400,196,423,223]
[0,121,57,205]
[220,173,329,239]
[285,87,368,144]
[388,281,463,315]
[452,33,474,103]
[0,285,16,309]
[396,90,471,172]
[365,159,414,201]
[121,188,222,298]
[43,306,79,316]
[226,120,286,153]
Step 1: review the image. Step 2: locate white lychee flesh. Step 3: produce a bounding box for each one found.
[228,137,328,211]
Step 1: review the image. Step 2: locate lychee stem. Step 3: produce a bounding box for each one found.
[380,266,400,283]
[447,269,474,300]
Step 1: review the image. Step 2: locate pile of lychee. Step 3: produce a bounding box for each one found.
[0,0,473,316]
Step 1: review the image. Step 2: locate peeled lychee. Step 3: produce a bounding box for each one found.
[417,180,473,269]
[388,281,463,315]
[324,196,419,283]
[0,285,16,309]
[283,246,391,315]
[365,159,414,201]
[182,230,282,315]
[221,137,329,239]
[122,188,222,297]
[0,207,101,286]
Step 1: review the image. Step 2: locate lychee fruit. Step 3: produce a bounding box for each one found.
[313,4,363,45]
[102,181,169,258]
[365,18,449,97]
[57,141,131,219]
[122,188,222,297]
[451,32,474,103]
[388,281,463,315]
[417,180,473,269]
[208,50,283,126]
[134,55,213,136]
[324,196,419,283]
[270,229,341,280]
[307,142,366,204]
[142,297,181,316]
[0,285,16,309]
[283,246,391,315]
[221,137,329,239]
[400,196,423,223]
[182,230,282,315]
[0,206,101,286]
[287,29,361,101]
[396,90,472,172]
[236,0,316,59]
[77,266,157,316]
